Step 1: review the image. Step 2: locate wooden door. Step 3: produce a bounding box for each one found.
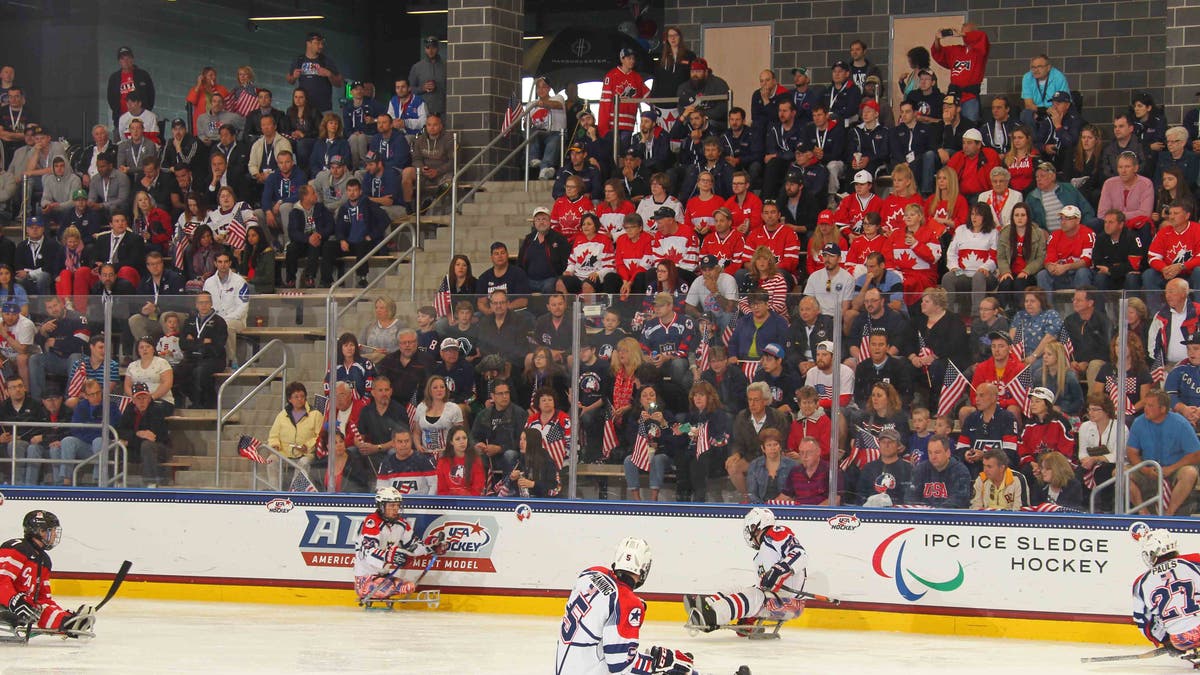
[890,14,966,107]
[701,24,773,126]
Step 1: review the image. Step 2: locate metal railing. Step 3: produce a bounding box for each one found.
[213,339,289,488]
[413,132,458,256]
[20,175,30,238]
[610,92,734,163]
[327,220,419,322]
[1090,460,1166,516]
[251,441,315,492]
[5,421,127,488]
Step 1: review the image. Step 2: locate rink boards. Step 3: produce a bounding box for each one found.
[0,488,1182,644]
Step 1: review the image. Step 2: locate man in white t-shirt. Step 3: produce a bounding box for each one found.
[685,254,738,332]
[803,242,855,316]
[200,252,249,364]
[0,301,36,385]
[803,340,856,415]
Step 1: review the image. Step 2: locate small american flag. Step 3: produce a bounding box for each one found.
[1009,364,1034,416]
[174,221,197,270]
[1020,503,1081,513]
[434,275,452,318]
[67,362,86,398]
[859,321,873,360]
[1152,348,1165,385]
[937,360,969,418]
[540,421,568,471]
[694,421,711,458]
[311,395,328,415]
[502,92,522,137]
[0,367,8,402]
[406,402,419,433]
[1105,375,1136,416]
[601,410,619,460]
[110,394,131,413]
[916,331,934,373]
[629,425,653,471]
[1162,476,1174,512]
[1057,326,1075,362]
[694,339,711,372]
[721,324,734,347]
[237,435,271,465]
[845,427,881,470]
[1010,326,1025,361]
[225,216,248,251]
[740,359,760,379]
[290,469,320,492]
[814,383,832,406]
[228,88,258,117]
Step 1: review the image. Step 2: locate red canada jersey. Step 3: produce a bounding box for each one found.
[725,193,763,233]
[0,538,69,630]
[614,232,657,282]
[1045,225,1095,266]
[598,68,649,136]
[743,224,801,274]
[1148,222,1200,272]
[597,200,637,241]
[846,233,891,268]
[684,194,725,235]
[700,229,747,275]
[651,224,700,272]
[931,30,990,100]
[833,193,882,235]
[889,224,943,273]
[551,195,595,241]
[879,193,924,234]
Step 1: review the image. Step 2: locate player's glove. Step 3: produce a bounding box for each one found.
[6,594,40,625]
[59,605,96,637]
[384,546,408,567]
[424,532,449,556]
[649,646,695,675]
[760,562,791,592]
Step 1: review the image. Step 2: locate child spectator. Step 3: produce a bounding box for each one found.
[907,407,933,463]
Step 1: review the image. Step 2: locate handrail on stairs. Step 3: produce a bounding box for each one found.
[327,220,419,323]
[1089,459,1166,515]
[214,339,289,489]
[251,442,317,492]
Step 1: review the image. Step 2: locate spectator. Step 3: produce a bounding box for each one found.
[124,336,174,412]
[785,142,830,209]
[471,378,525,478]
[855,427,911,505]
[942,202,998,318]
[247,115,292,186]
[73,125,112,189]
[744,427,796,503]
[178,291,227,408]
[1127,389,1200,516]
[859,381,910,443]
[1170,333,1200,430]
[726,381,791,498]
[286,32,342,114]
[1066,124,1105,208]
[970,296,1010,363]
[331,179,386,288]
[1078,392,1118,504]
[597,47,648,143]
[890,203,942,309]
[1026,161,1095,232]
[1036,205,1094,291]
[724,288,785,361]
[905,68,943,125]
[742,201,801,280]
[237,225,273,294]
[195,95,243,147]
[1028,450,1083,510]
[621,384,676,501]
[677,58,730,133]
[117,382,170,487]
[803,242,854,316]
[671,380,729,502]
[309,155,351,213]
[504,427,561,498]
[1019,55,1069,128]
[15,216,59,297]
[787,436,840,506]
[803,341,855,414]
[1010,286,1063,364]
[476,290,534,374]
[684,254,737,330]
[906,434,971,508]
[823,60,861,127]
[516,207,570,295]
[367,114,412,177]
[1035,91,1082,169]
[29,295,88,402]
[40,158,82,227]
[854,330,914,407]
[384,78,427,138]
[838,174,883,242]
[570,110,610,177]
[1133,92,1168,164]
[311,426,375,493]
[626,117,665,186]
[285,88,321,169]
[935,94,973,167]
[1061,287,1113,390]
[897,47,930,98]
[639,292,696,388]
[376,329,431,409]
[0,377,45,485]
[724,171,764,236]
[60,191,105,247]
[245,88,287,143]
[351,375,407,472]
[956,381,1019,472]
[186,67,232,135]
[87,152,131,218]
[1145,198,1200,293]
[724,107,764,188]
[376,428,436,494]
[752,343,801,415]
[977,167,1020,228]
[1031,340,1083,417]
[981,96,1017,154]
[232,67,262,121]
[1101,114,1145,180]
[359,297,402,360]
[406,113,453,208]
[970,448,1029,511]
[281,185,328,288]
[330,333,376,402]
[930,23,988,121]
[1018,387,1074,471]
[60,378,121,486]
[1000,126,1038,194]
[763,100,805,198]
[910,287,971,404]
[1154,168,1195,229]
[785,295,835,378]
[403,35,447,117]
[1098,333,1154,417]
[1092,209,1144,291]
[106,46,155,127]
[209,128,251,202]
[434,424,484,496]
[552,143,603,202]
[200,251,248,363]
[946,129,1001,200]
[560,212,615,295]
[259,150,306,244]
[360,150,404,223]
[130,191,172,257]
[475,242,531,313]
[1151,278,1200,371]
[1157,127,1199,188]
[0,302,34,384]
[548,178,592,244]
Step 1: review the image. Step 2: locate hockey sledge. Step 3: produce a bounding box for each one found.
[0,622,94,643]
[681,594,801,640]
[359,589,441,611]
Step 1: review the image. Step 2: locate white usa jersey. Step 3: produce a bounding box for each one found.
[1133,553,1200,644]
[755,525,810,593]
[556,566,657,675]
[353,512,431,578]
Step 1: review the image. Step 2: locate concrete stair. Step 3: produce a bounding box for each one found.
[161,180,555,490]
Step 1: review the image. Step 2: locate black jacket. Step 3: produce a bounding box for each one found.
[87,231,146,277]
[180,311,228,361]
[785,314,836,371]
[854,356,915,408]
[15,237,62,277]
[118,401,170,456]
[0,396,47,441]
[208,141,252,201]
[107,67,156,117]
[245,108,287,140]
[1092,227,1146,285]
[517,229,570,281]
[288,203,336,244]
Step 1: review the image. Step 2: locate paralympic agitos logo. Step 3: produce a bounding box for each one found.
[872,528,965,601]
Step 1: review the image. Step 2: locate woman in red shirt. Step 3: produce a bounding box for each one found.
[889,203,944,306]
[925,167,969,236]
[436,424,485,496]
[596,179,636,241]
[613,214,657,298]
[185,67,231,133]
[845,212,890,276]
[1003,126,1038,193]
[878,163,923,234]
[131,191,174,256]
[684,171,725,237]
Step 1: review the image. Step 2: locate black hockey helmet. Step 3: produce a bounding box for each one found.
[23,510,62,550]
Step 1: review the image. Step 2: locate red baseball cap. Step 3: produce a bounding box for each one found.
[860,99,880,112]
[817,210,835,226]
[690,58,709,72]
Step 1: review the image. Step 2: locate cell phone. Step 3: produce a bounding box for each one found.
[940,29,955,37]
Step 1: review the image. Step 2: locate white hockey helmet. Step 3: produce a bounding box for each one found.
[375,486,404,520]
[743,508,776,549]
[612,537,653,589]
[1141,529,1179,567]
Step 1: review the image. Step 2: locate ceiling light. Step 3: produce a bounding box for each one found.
[406,8,448,14]
[523,35,544,40]
[248,15,326,21]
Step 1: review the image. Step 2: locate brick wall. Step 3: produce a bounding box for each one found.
[664,0,1170,132]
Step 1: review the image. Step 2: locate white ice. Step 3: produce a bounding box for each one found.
[1,598,1187,674]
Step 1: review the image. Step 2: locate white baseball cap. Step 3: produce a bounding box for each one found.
[962,128,983,143]
[532,206,551,217]
[1059,205,1082,219]
[852,170,873,184]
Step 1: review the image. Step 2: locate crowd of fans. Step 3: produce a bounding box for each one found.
[3,23,1200,511]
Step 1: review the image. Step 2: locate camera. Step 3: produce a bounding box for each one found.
[647,402,660,413]
[940,29,955,37]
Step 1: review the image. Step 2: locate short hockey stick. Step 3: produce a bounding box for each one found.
[1079,646,1172,663]
[95,560,133,611]
[776,584,840,605]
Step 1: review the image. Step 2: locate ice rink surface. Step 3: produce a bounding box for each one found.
[0,599,1188,675]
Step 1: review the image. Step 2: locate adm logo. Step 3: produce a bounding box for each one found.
[872,528,964,601]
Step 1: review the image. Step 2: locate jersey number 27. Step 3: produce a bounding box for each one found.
[1152,579,1200,620]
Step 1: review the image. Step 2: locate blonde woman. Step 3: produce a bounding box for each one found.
[879,163,923,233]
[1032,340,1083,416]
[925,166,968,234]
[738,246,788,315]
[1031,450,1083,510]
[610,337,644,423]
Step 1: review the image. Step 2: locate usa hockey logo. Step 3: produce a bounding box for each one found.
[422,517,500,572]
[266,497,294,514]
[872,528,965,601]
[826,514,861,531]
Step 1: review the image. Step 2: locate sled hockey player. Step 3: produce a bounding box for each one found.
[1132,523,1200,664]
[0,510,96,638]
[556,537,699,675]
[353,487,447,603]
[684,508,808,637]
